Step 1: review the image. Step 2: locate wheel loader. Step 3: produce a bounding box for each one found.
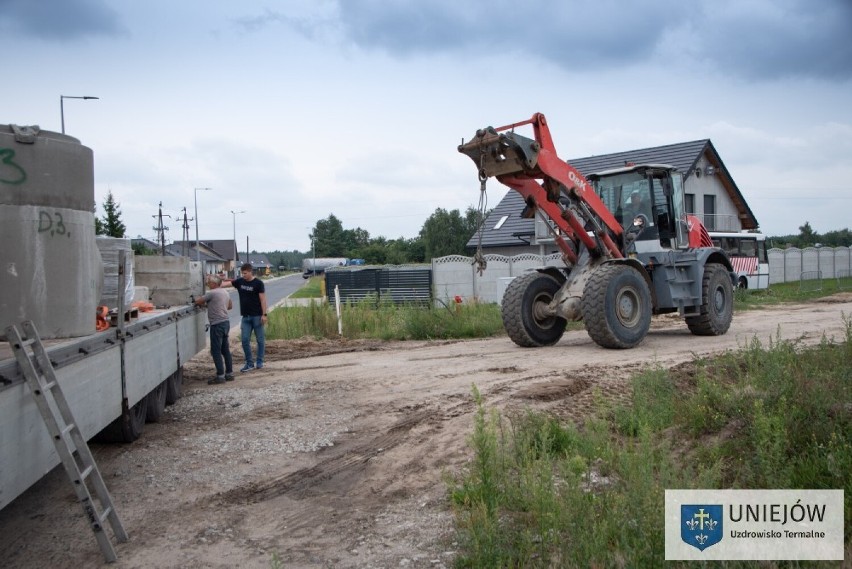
[458,113,735,349]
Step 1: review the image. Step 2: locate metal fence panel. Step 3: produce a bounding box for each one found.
[799,270,823,292]
[326,266,432,305]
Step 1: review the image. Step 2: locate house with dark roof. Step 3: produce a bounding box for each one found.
[466,139,758,256]
[131,236,173,256]
[173,239,240,275]
[244,253,273,275]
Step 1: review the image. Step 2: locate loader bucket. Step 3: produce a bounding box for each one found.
[458,128,541,179]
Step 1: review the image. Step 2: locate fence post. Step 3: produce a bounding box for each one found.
[334,285,342,335]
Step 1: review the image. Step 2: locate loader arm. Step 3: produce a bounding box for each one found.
[459,112,623,263]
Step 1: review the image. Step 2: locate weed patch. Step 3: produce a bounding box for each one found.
[448,320,852,567]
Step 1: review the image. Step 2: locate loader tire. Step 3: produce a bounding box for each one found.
[686,263,733,336]
[93,397,148,443]
[501,271,566,347]
[582,263,651,349]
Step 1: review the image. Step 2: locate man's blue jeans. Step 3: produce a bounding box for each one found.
[209,321,233,376]
[240,315,265,366]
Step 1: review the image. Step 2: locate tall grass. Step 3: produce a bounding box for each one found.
[448,318,852,568]
[274,278,849,342]
[266,297,505,341]
[735,278,851,309]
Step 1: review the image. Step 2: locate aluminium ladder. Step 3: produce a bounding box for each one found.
[5,320,128,563]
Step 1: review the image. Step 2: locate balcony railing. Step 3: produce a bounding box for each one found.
[686,213,740,232]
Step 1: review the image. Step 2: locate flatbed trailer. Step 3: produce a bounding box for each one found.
[0,304,206,511]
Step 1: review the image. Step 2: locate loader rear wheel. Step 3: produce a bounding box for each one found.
[501,271,566,347]
[93,397,148,443]
[686,263,733,336]
[582,264,651,349]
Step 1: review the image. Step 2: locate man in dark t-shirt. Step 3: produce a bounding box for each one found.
[228,263,268,372]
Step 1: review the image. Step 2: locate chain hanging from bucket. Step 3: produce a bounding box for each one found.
[472,150,488,276]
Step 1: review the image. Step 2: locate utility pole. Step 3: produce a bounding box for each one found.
[179,207,193,257]
[152,202,171,256]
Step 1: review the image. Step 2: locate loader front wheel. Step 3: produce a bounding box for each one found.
[501,271,567,347]
[582,263,651,349]
[686,263,733,336]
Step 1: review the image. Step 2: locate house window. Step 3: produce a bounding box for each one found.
[703,195,716,230]
[685,193,695,215]
[493,215,509,230]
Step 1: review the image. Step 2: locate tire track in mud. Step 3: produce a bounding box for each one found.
[220,409,433,504]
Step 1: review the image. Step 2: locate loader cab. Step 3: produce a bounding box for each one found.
[589,164,689,251]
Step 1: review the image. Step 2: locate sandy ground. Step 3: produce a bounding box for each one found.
[1,295,851,568]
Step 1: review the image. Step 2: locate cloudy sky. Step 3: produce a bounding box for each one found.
[2,0,851,252]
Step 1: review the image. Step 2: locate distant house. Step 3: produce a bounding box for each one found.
[173,239,240,276]
[244,253,273,275]
[466,139,759,257]
[130,236,171,255]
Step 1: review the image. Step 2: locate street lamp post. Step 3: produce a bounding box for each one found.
[60,95,99,134]
[231,210,246,277]
[194,188,212,268]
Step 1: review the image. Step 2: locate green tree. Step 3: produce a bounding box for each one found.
[798,221,817,247]
[93,204,104,235]
[312,214,348,257]
[98,191,126,238]
[419,207,481,260]
[820,228,852,247]
[344,227,371,253]
[356,236,388,264]
[131,242,157,256]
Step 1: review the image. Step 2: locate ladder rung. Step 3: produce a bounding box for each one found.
[60,423,77,437]
[43,379,58,391]
[99,506,113,524]
[79,465,94,481]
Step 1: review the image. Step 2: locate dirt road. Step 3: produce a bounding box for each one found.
[2,296,850,568]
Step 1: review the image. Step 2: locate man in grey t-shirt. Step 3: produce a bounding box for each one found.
[194,274,234,384]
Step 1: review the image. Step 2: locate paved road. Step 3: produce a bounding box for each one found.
[225,273,312,330]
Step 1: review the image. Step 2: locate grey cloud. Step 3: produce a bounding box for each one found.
[690,1,852,81]
[337,0,690,67]
[0,0,124,40]
[232,8,288,34]
[264,0,852,81]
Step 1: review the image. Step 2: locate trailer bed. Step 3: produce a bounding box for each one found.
[0,305,206,510]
